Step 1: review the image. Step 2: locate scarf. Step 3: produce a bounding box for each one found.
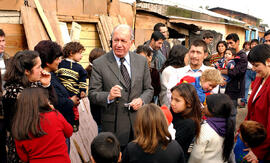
[206,117,226,137]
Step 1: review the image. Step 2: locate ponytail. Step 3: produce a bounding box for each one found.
[222,117,235,161]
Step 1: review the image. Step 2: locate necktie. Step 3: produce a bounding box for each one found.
[120,57,131,91]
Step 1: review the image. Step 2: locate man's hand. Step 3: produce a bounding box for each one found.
[40,70,51,87]
[243,148,258,163]
[80,91,86,98]
[220,77,227,87]
[130,98,143,110]
[220,69,228,75]
[108,85,122,101]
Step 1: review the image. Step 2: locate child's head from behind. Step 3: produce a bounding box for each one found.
[205,94,233,118]
[89,48,105,64]
[205,94,235,162]
[240,120,267,148]
[12,87,51,140]
[134,103,171,154]
[225,48,237,61]
[136,45,153,67]
[200,69,224,92]
[91,132,121,163]
[63,41,85,62]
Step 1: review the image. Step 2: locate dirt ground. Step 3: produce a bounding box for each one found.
[236,106,248,130]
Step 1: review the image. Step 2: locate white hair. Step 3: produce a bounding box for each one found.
[111,24,134,41]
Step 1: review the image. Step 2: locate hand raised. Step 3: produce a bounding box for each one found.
[40,70,51,87]
[108,85,122,101]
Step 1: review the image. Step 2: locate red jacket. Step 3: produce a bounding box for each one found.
[246,76,270,160]
[15,111,73,163]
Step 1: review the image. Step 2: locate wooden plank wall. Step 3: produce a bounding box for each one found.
[134,12,167,47]
[0,24,27,56]
[21,5,49,50]
[97,15,137,53]
[0,0,24,11]
[67,23,101,68]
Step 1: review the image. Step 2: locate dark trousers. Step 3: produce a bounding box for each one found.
[0,119,6,163]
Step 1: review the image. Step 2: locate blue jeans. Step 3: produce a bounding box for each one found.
[241,69,256,104]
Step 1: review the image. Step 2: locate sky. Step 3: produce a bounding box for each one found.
[121,0,269,29]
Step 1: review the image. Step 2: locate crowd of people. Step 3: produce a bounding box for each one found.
[0,22,269,163]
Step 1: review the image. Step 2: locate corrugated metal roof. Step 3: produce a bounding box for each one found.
[136,0,246,25]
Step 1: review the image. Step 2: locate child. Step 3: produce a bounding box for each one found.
[91,132,121,163]
[85,48,105,79]
[12,87,73,162]
[189,94,235,163]
[57,41,87,132]
[234,120,267,163]
[178,69,224,105]
[136,45,160,104]
[122,103,185,163]
[85,48,105,131]
[215,48,238,83]
[170,83,202,160]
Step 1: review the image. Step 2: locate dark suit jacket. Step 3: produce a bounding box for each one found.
[161,40,171,59]
[89,51,154,145]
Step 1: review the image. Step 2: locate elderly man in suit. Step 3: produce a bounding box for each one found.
[89,24,154,148]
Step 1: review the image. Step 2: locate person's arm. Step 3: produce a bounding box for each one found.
[57,111,73,138]
[159,68,171,107]
[251,99,270,159]
[50,76,75,125]
[227,53,247,78]
[188,125,209,163]
[174,119,196,153]
[138,58,154,104]
[89,60,111,107]
[53,83,74,113]
[78,65,88,97]
[14,141,29,162]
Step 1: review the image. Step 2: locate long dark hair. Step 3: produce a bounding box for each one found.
[4,50,39,87]
[170,83,202,138]
[12,87,52,140]
[134,103,171,154]
[216,41,227,55]
[161,45,188,72]
[206,94,235,162]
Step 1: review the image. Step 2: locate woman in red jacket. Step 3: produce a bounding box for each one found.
[12,87,73,163]
[245,44,270,162]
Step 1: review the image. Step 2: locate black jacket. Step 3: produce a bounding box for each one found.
[225,50,247,100]
[51,72,75,125]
